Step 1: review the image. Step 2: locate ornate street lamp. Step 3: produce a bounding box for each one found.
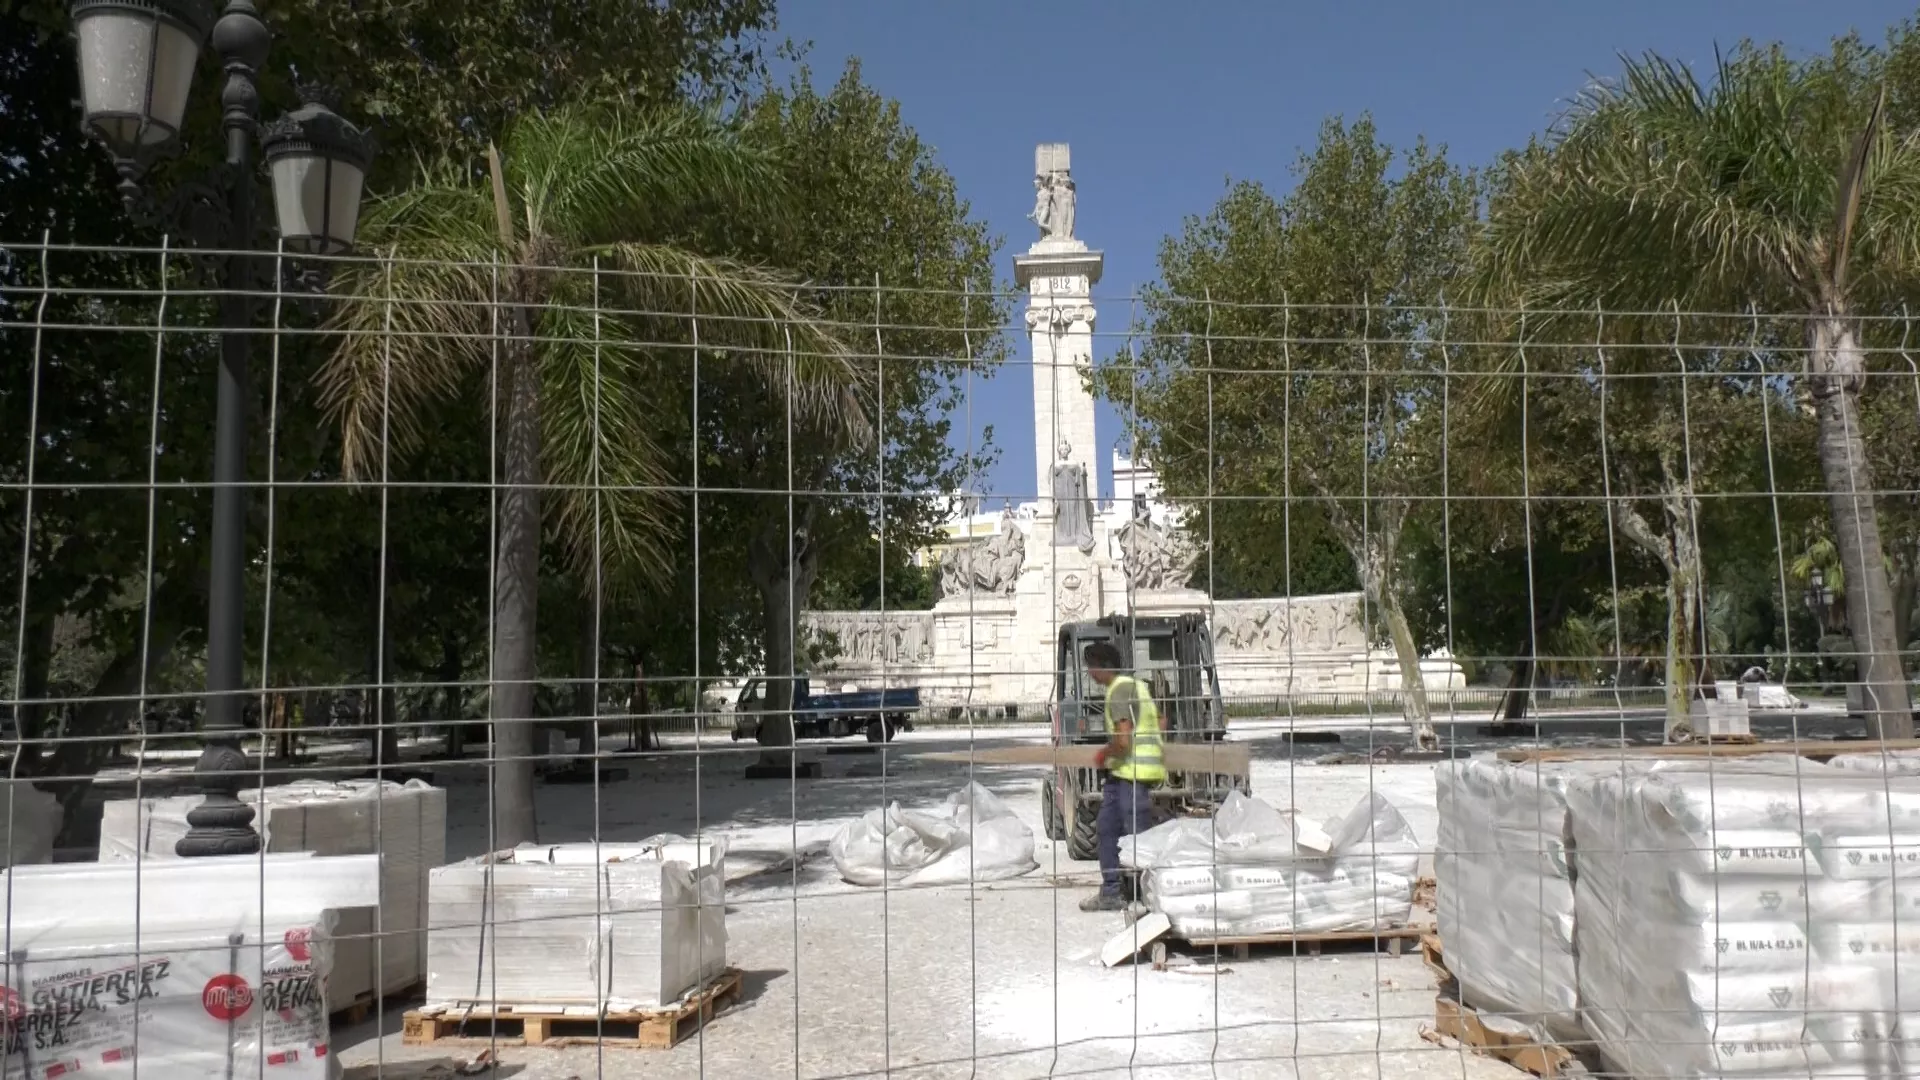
[71,0,372,857]
[71,0,214,195]
[1806,567,1837,632]
[261,91,373,256]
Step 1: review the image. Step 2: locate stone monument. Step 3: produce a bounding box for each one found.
[794,142,1464,713]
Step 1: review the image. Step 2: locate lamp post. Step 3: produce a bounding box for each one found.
[70,0,372,856]
[1805,567,1837,633]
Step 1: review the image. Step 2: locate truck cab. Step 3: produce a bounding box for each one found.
[1043,614,1246,860]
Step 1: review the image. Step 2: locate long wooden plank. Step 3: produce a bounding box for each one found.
[1496,737,1920,764]
[913,741,1252,777]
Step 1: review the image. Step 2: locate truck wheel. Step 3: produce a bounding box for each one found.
[1041,777,1064,841]
[865,716,890,743]
[1067,802,1099,862]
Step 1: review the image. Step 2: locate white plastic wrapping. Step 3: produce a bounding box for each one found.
[1566,759,1920,1079]
[0,854,378,1080]
[425,837,727,1009]
[828,783,1038,888]
[1123,791,1419,939]
[1434,756,1616,1042]
[98,779,446,1005]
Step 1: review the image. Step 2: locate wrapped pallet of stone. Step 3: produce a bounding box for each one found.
[425,836,727,1009]
[1434,755,1618,1043]
[0,852,379,1080]
[96,779,447,1008]
[1121,790,1420,938]
[1566,757,1920,1078]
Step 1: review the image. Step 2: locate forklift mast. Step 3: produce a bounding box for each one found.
[1054,613,1226,744]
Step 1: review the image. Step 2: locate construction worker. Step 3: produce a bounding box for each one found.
[1078,641,1166,912]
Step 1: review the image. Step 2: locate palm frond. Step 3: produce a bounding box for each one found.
[536,281,677,590]
[1480,47,1850,316]
[593,242,872,445]
[508,102,786,251]
[318,228,500,479]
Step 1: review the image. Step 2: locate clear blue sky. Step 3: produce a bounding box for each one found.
[774,1,1917,504]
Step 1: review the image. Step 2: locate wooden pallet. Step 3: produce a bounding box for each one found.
[1431,989,1589,1078]
[1497,736,1920,764]
[1149,926,1422,968]
[1418,932,1446,979]
[330,979,426,1027]
[402,969,743,1050]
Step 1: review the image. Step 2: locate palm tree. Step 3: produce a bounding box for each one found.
[318,103,867,846]
[1480,47,1920,738]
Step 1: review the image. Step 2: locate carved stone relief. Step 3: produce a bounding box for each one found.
[940,508,1026,598]
[807,612,935,667]
[1211,596,1367,655]
[1115,497,1200,592]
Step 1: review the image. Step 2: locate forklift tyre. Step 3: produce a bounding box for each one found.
[1067,800,1099,862]
[1041,777,1064,841]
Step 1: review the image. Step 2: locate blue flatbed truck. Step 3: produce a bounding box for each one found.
[729,677,920,743]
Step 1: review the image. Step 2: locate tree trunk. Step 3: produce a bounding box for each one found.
[48,622,185,847]
[489,331,543,847]
[1359,562,1435,748]
[1324,498,1435,749]
[572,594,599,753]
[15,614,53,771]
[756,585,798,749]
[1496,657,1534,724]
[1662,558,1699,742]
[1614,493,1700,741]
[748,500,819,757]
[437,636,466,759]
[1810,315,1914,739]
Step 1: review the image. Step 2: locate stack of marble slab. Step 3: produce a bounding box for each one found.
[425,837,727,1010]
[2,853,378,1079]
[98,778,446,1008]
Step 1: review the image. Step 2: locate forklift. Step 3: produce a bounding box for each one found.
[1041,613,1249,860]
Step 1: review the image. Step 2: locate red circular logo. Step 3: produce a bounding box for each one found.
[0,987,22,1023]
[283,928,312,963]
[202,974,253,1021]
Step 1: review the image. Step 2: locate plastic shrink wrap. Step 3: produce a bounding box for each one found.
[1122,791,1420,938]
[98,779,446,1005]
[426,836,726,1009]
[1434,756,1618,1043]
[0,853,378,1080]
[829,782,1037,888]
[1566,758,1920,1078]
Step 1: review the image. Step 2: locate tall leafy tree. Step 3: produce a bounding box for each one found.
[1110,118,1476,748]
[1480,45,1920,738]
[675,63,1005,744]
[318,102,863,846]
[3,0,780,805]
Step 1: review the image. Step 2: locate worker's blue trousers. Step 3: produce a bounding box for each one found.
[1096,778,1158,897]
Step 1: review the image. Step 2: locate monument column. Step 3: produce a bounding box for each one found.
[1014,143,1103,514]
[1012,143,1108,700]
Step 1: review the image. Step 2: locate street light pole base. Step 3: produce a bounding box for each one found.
[175,742,261,857]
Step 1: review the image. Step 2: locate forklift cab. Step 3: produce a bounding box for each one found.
[1044,614,1242,861]
[1054,614,1226,743]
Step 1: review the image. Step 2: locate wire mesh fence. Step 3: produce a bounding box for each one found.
[5,237,1920,1078]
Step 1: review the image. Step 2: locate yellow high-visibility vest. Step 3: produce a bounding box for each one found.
[1106,674,1166,784]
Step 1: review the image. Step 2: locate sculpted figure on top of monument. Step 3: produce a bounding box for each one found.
[1116,496,1199,592]
[940,508,1027,598]
[1029,166,1075,241]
